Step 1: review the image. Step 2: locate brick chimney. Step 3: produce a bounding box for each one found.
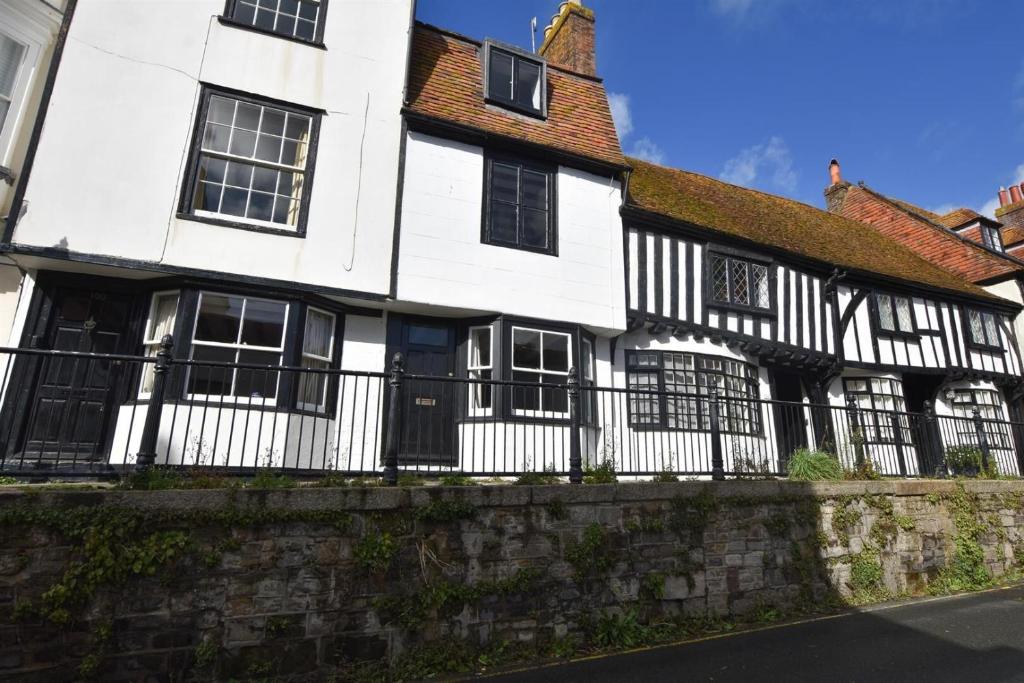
[538,1,596,76]
[996,182,1024,230]
[823,158,851,214]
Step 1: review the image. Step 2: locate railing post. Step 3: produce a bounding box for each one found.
[135,334,173,472]
[890,410,908,476]
[383,352,404,486]
[568,366,582,484]
[847,396,865,468]
[972,407,992,474]
[709,388,725,481]
[924,400,946,478]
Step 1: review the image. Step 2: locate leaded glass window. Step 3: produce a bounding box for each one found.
[708,254,771,311]
[874,294,915,334]
[967,309,1001,348]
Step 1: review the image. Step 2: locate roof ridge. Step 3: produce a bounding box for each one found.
[859,185,1024,271]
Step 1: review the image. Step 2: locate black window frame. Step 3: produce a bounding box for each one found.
[964,308,1003,351]
[947,388,1013,451]
[870,292,919,340]
[220,0,329,48]
[178,84,323,238]
[482,41,547,119]
[980,224,1004,252]
[624,350,762,436]
[481,152,558,256]
[704,248,775,315]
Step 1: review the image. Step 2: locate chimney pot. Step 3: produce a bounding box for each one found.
[828,158,842,186]
[999,187,1010,208]
[1011,185,1023,204]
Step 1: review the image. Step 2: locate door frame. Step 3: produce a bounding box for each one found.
[768,367,810,469]
[0,272,147,463]
[384,313,460,466]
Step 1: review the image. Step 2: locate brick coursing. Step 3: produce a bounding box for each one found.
[538,5,597,77]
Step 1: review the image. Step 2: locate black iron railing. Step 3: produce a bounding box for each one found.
[0,338,1020,480]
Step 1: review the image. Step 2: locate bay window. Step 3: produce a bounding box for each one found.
[468,326,493,414]
[511,327,570,416]
[843,377,910,445]
[139,292,180,396]
[948,389,1012,451]
[187,293,288,402]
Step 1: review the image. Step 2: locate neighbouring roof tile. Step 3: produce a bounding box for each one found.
[625,158,1000,301]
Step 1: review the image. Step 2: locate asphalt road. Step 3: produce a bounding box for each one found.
[482,586,1024,683]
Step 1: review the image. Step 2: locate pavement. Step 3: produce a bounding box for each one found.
[480,586,1024,683]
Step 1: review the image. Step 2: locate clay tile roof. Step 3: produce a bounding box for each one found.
[625,158,1000,301]
[846,186,1024,284]
[404,23,625,169]
[1004,226,1024,248]
[937,207,983,229]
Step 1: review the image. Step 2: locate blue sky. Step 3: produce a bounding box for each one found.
[417,0,1024,217]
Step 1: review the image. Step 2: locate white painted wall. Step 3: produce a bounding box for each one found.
[396,132,626,333]
[10,0,411,296]
[984,279,1024,364]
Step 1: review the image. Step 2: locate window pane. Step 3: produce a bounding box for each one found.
[194,182,222,213]
[512,329,541,369]
[197,156,227,184]
[983,313,999,346]
[730,259,749,305]
[261,108,286,136]
[542,333,569,372]
[235,102,261,131]
[541,382,568,413]
[194,294,243,343]
[189,345,236,396]
[228,129,257,157]
[299,358,329,409]
[202,123,231,153]
[581,339,594,381]
[522,170,547,210]
[487,49,514,101]
[221,187,248,217]
[516,59,542,111]
[247,191,275,221]
[751,264,770,309]
[877,295,894,331]
[235,349,280,399]
[146,294,178,342]
[240,299,287,348]
[895,297,913,332]
[490,163,519,204]
[470,327,491,367]
[710,255,728,302]
[303,309,334,358]
[968,310,985,344]
[489,201,518,244]
[407,324,448,347]
[522,209,548,249]
[207,96,235,125]
[511,371,540,410]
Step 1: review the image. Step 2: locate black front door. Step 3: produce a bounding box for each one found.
[20,287,135,461]
[902,373,946,474]
[396,320,457,464]
[772,369,808,466]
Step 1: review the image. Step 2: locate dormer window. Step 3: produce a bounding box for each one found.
[484,43,546,117]
[980,224,1003,252]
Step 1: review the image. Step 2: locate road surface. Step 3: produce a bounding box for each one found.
[482,586,1024,682]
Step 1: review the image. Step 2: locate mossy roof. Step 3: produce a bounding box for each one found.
[625,158,999,301]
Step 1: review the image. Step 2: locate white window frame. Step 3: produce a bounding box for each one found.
[186,291,290,405]
[510,325,571,418]
[138,290,180,398]
[0,3,56,167]
[192,93,313,232]
[981,225,1004,253]
[949,388,1012,451]
[297,306,336,413]
[467,325,493,416]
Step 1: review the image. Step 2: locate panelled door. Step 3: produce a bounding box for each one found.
[21,287,134,460]
[396,320,457,464]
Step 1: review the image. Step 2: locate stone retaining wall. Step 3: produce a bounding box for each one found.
[1,480,1022,681]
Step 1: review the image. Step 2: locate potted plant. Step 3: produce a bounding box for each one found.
[944,445,983,477]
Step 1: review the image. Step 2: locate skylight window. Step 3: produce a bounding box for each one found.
[485,43,545,117]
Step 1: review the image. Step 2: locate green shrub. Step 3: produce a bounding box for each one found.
[653,467,679,483]
[439,474,476,486]
[787,449,843,481]
[944,445,997,477]
[583,459,617,484]
[514,471,560,485]
[248,470,296,489]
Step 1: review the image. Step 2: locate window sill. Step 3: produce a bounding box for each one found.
[965,342,1004,353]
[482,237,557,257]
[706,301,776,317]
[483,96,546,121]
[217,16,327,50]
[176,212,306,238]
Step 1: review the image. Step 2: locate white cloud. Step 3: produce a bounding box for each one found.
[1016,164,1024,183]
[629,137,665,165]
[719,136,797,194]
[980,196,1000,220]
[607,91,633,140]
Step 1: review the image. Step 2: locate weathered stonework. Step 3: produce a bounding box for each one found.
[0,480,1022,681]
